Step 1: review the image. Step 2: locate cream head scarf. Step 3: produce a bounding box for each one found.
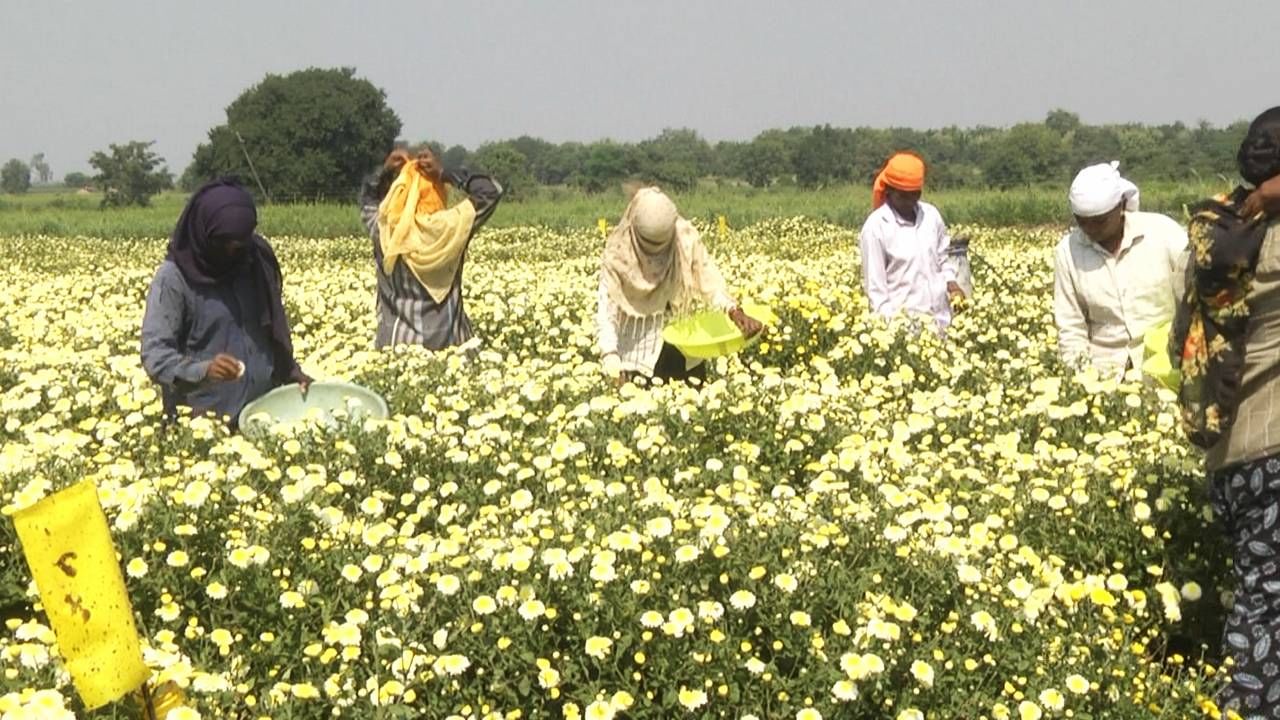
[600,187,728,317]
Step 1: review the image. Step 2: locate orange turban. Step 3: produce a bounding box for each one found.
[872,152,926,209]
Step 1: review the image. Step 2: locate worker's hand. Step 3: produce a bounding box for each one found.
[206,354,243,383]
[385,149,411,174]
[728,307,764,338]
[602,353,626,388]
[1242,174,1280,219]
[416,150,443,184]
[289,367,313,400]
[947,282,966,313]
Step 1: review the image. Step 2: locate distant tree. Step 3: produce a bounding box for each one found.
[440,144,470,171]
[536,142,584,186]
[187,67,401,201]
[471,143,535,200]
[1067,125,1123,170]
[980,123,1067,188]
[0,160,31,194]
[633,128,710,191]
[738,131,791,187]
[89,141,173,207]
[794,125,855,188]
[28,153,52,184]
[578,142,634,193]
[1044,109,1082,136]
[63,171,91,189]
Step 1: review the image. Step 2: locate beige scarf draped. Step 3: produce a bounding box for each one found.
[378,163,477,303]
[600,187,728,317]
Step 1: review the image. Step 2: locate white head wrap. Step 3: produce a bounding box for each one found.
[1068,161,1140,218]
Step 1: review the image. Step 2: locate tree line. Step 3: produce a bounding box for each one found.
[1,67,1251,205]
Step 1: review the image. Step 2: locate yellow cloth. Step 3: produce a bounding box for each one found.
[13,481,150,709]
[378,162,477,303]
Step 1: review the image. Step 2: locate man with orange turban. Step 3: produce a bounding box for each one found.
[859,152,964,331]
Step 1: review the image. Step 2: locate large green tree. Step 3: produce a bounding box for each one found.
[187,67,401,201]
[89,141,173,207]
[0,160,31,194]
[471,143,536,200]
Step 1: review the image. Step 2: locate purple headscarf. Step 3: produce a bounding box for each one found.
[167,179,302,383]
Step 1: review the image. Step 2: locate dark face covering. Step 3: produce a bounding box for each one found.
[168,183,259,285]
[166,179,303,384]
[1239,107,1280,188]
[1170,107,1280,448]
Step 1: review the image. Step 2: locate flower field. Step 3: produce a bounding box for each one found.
[0,220,1232,719]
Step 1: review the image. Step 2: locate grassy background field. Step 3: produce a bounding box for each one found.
[0,180,1229,238]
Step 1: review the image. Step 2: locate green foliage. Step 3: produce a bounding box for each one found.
[738,131,791,188]
[62,172,90,189]
[186,67,401,202]
[981,123,1070,189]
[0,180,1225,239]
[89,141,173,208]
[471,143,536,201]
[0,160,31,195]
[634,128,712,191]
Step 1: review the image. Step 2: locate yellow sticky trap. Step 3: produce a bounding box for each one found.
[717,215,728,239]
[598,218,608,237]
[13,481,149,710]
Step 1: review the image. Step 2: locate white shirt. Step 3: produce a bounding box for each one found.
[597,279,736,377]
[1053,211,1189,373]
[859,201,957,328]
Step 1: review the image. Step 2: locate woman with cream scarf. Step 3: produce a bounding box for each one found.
[597,187,761,385]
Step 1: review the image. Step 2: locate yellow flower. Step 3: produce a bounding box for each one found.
[677,687,707,711]
[584,636,613,660]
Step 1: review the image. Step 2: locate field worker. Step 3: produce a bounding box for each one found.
[1172,107,1280,717]
[141,179,310,425]
[359,146,502,349]
[859,152,965,332]
[1053,161,1188,374]
[597,186,762,386]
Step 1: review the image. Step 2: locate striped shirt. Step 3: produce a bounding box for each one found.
[1207,220,1280,471]
[359,169,502,349]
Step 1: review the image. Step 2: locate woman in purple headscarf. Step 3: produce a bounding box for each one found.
[141,179,310,424]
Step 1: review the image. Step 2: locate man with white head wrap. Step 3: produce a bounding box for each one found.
[1053,161,1189,374]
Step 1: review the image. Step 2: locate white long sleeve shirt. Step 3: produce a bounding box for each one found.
[1052,211,1189,373]
[597,278,736,377]
[859,201,957,328]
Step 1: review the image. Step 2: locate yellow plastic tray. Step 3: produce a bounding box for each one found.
[661,302,779,360]
[1141,321,1180,391]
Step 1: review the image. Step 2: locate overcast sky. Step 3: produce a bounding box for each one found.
[4,0,1278,176]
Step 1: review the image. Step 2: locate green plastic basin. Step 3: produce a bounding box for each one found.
[238,381,389,435]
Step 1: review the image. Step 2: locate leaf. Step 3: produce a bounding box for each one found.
[1248,540,1275,557]
[1237,672,1265,691]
